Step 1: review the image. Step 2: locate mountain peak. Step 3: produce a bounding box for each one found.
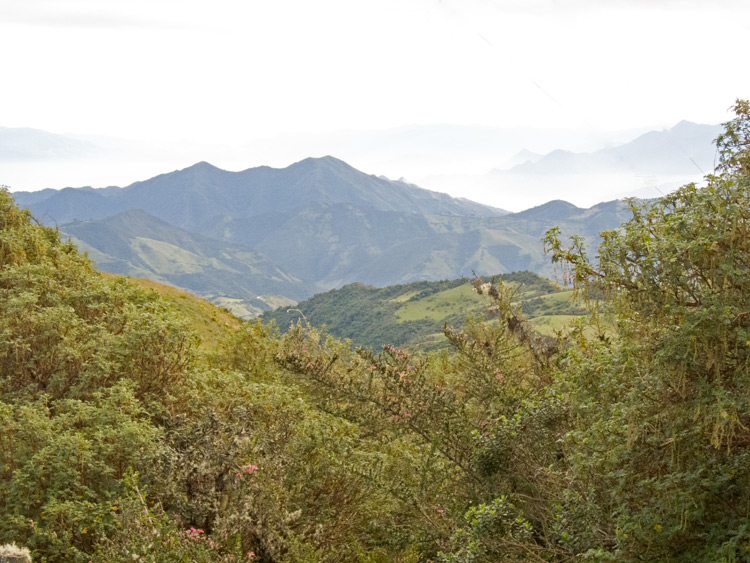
[672,119,699,129]
[182,161,221,172]
[532,199,579,211]
[114,208,161,220]
[291,155,351,170]
[510,199,581,220]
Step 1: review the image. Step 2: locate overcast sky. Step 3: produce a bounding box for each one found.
[1,0,749,206]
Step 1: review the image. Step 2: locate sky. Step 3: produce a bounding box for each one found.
[1,0,749,209]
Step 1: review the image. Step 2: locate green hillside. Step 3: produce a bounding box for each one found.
[262,270,587,350]
[60,209,315,317]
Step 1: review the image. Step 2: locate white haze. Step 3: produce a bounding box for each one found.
[1,0,748,210]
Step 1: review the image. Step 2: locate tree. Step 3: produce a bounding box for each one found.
[543,100,750,560]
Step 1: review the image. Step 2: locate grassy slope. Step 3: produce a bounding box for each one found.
[395,283,486,322]
[103,273,241,354]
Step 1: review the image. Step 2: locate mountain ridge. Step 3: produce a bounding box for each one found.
[14,156,508,230]
[506,121,721,176]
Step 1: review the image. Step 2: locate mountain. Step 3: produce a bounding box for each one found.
[59,194,629,297]
[196,197,632,289]
[508,121,721,177]
[60,209,314,317]
[503,149,544,168]
[14,156,507,229]
[12,157,633,312]
[420,121,720,211]
[1,122,655,195]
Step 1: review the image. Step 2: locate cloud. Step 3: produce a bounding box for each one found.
[0,0,182,30]
[436,0,748,15]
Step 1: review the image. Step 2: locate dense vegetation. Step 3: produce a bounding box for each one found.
[1,101,749,561]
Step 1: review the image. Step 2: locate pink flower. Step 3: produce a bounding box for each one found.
[183,527,205,541]
[243,464,258,474]
[437,509,444,513]
[405,413,412,417]
[371,365,377,370]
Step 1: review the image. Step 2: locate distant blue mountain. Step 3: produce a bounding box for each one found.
[508,121,721,176]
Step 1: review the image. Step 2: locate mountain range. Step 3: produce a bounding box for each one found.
[504,120,721,176]
[423,120,720,209]
[12,156,634,316]
[0,122,650,200]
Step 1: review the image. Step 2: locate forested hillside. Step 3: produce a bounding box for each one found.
[1,101,749,562]
[262,271,586,350]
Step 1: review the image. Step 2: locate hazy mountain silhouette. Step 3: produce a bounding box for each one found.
[507,121,721,177]
[15,156,507,229]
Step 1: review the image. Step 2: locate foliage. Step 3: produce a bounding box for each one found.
[542,99,750,560]
[0,189,195,560]
[109,273,241,356]
[273,276,568,558]
[437,497,538,562]
[0,194,196,404]
[0,381,160,561]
